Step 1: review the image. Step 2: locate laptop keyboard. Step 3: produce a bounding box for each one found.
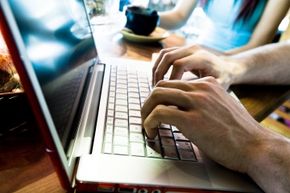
[102,65,197,162]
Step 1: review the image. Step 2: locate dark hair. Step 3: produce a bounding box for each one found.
[200,0,261,22]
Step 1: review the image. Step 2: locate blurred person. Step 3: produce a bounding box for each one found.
[142,41,290,193]
[158,0,290,54]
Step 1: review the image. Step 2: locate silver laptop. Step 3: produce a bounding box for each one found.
[0,0,262,192]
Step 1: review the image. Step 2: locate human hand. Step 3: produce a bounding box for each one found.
[152,45,242,89]
[141,77,267,173]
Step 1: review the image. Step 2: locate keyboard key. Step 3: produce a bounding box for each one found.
[128,87,139,93]
[108,97,115,103]
[130,143,145,156]
[171,126,180,132]
[159,124,171,129]
[114,127,128,137]
[176,141,192,151]
[106,117,114,125]
[105,133,113,143]
[159,129,173,137]
[139,82,149,88]
[146,146,162,158]
[109,92,115,98]
[130,133,144,143]
[115,105,128,113]
[107,109,114,117]
[117,84,127,89]
[115,119,128,127]
[128,98,140,104]
[113,145,129,155]
[129,124,142,133]
[128,93,139,98]
[116,93,127,100]
[139,87,149,93]
[114,136,128,146]
[116,99,127,106]
[178,149,197,161]
[173,133,188,141]
[145,139,162,158]
[128,83,138,88]
[115,112,128,119]
[105,125,113,134]
[108,103,114,110]
[103,143,112,154]
[129,104,140,110]
[140,92,148,98]
[161,137,175,146]
[163,147,178,159]
[117,80,127,85]
[129,117,142,125]
[116,89,127,94]
[129,110,141,117]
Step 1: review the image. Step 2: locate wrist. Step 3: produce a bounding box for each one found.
[245,129,290,192]
[219,56,247,87]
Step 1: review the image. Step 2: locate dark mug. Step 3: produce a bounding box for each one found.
[125,6,159,36]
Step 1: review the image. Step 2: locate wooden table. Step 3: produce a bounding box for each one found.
[0,32,289,193]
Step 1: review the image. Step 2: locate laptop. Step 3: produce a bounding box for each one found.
[0,0,262,192]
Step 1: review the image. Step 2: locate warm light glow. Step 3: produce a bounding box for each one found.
[27,36,67,70]
[0,30,7,50]
[278,16,290,32]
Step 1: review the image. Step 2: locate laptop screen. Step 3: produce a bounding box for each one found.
[8,0,98,149]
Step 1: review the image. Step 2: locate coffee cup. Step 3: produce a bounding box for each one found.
[125,6,159,36]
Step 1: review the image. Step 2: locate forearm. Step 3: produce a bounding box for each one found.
[159,10,187,30]
[227,41,290,85]
[247,131,290,193]
[159,0,197,30]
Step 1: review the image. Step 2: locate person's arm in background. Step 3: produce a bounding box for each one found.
[158,0,197,30]
[152,41,290,88]
[225,0,290,55]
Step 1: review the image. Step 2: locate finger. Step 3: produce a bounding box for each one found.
[141,86,194,123]
[152,47,178,85]
[169,54,198,80]
[154,46,201,85]
[155,79,194,92]
[143,104,188,139]
[152,47,178,72]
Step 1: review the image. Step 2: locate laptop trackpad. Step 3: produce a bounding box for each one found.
[76,154,212,189]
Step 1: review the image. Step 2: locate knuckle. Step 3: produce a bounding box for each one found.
[155,80,167,87]
[159,48,168,55]
[151,87,164,99]
[172,59,183,68]
[195,78,216,91]
[180,91,194,106]
[204,76,217,83]
[163,52,173,61]
[151,105,165,119]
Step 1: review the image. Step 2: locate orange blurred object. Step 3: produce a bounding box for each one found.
[0,29,7,50]
[0,29,22,93]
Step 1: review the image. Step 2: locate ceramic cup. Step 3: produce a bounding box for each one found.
[125,6,159,36]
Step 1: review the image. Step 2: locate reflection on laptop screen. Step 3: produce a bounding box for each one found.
[9,0,97,149]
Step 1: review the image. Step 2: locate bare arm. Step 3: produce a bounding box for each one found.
[225,0,290,55]
[228,41,290,85]
[158,0,197,30]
